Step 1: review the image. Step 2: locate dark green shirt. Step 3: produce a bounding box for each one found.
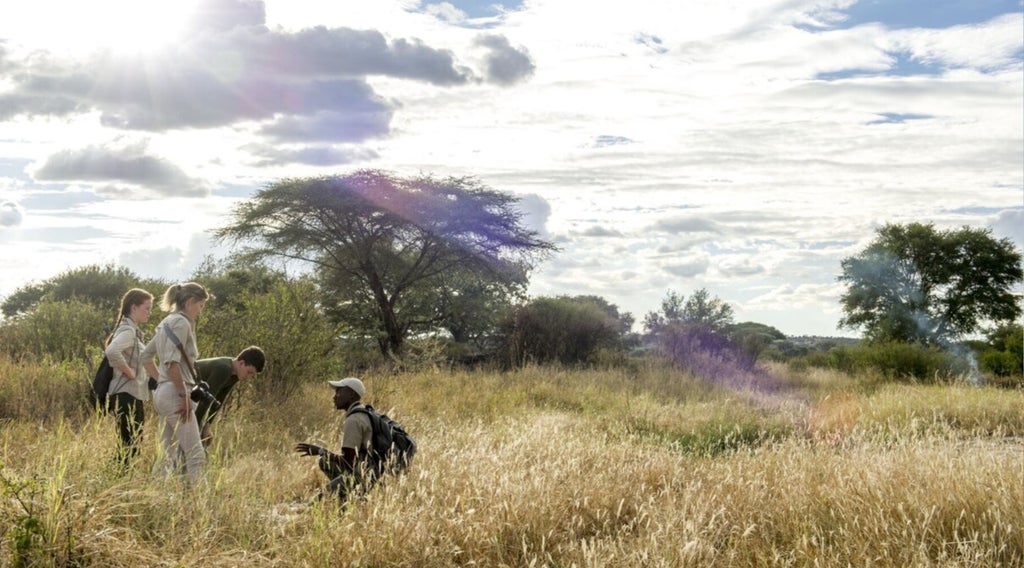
[194,357,237,428]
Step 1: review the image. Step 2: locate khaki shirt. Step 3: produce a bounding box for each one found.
[141,312,199,387]
[342,402,373,452]
[104,317,149,401]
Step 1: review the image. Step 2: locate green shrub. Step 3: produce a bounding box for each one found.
[980,350,1020,377]
[0,299,110,362]
[791,341,969,383]
[198,278,341,399]
[496,296,623,367]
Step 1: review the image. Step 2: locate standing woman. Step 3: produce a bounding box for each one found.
[142,282,211,484]
[104,288,154,473]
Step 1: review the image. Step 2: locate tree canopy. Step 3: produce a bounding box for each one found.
[838,223,1023,345]
[496,295,630,367]
[216,170,556,356]
[643,287,734,334]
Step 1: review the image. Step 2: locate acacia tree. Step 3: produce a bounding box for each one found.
[838,223,1022,345]
[216,170,556,356]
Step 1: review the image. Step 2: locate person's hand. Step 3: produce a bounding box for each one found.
[178,393,193,422]
[295,443,324,457]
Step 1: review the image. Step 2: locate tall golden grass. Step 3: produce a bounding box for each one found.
[1,355,1021,566]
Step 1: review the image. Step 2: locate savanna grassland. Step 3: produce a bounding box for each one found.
[1,355,1022,567]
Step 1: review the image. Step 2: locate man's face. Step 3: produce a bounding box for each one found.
[333,386,357,409]
[237,363,258,381]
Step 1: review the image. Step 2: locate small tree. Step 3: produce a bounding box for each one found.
[727,322,787,367]
[644,287,734,334]
[839,223,1022,345]
[644,288,748,375]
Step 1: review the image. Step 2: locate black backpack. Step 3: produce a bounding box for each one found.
[89,355,114,412]
[347,405,417,475]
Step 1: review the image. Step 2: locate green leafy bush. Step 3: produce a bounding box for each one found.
[199,278,341,398]
[0,299,110,362]
[793,341,968,382]
[496,296,624,368]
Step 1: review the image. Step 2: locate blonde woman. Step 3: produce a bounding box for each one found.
[104,288,154,473]
[142,282,211,484]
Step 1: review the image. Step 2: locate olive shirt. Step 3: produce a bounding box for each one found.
[193,357,237,427]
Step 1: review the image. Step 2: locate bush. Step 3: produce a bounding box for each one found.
[198,278,341,399]
[792,341,969,383]
[0,299,110,363]
[980,350,1020,377]
[496,296,623,368]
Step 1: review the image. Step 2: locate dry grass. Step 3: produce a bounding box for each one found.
[1,356,1022,567]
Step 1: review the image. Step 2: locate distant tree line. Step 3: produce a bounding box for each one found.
[1,173,1020,388]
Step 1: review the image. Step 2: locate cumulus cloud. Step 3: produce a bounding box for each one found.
[515,193,552,237]
[717,258,766,278]
[424,2,467,24]
[0,0,475,135]
[661,257,710,278]
[118,233,227,283]
[579,225,623,237]
[258,105,394,143]
[652,217,722,234]
[990,208,1024,249]
[31,142,209,198]
[745,283,845,312]
[244,143,379,167]
[186,0,266,33]
[0,201,24,227]
[888,13,1024,72]
[474,34,535,85]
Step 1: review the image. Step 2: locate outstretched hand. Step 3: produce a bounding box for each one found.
[295,443,324,457]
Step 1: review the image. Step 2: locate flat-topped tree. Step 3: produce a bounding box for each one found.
[216,170,556,357]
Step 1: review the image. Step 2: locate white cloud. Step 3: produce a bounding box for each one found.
[744,282,846,312]
[30,141,210,198]
[990,208,1024,250]
[473,34,535,85]
[0,201,23,227]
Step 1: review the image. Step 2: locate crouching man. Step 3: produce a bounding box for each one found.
[295,377,376,504]
[193,346,266,446]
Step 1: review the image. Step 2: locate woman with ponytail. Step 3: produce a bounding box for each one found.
[141,282,211,484]
[103,288,154,473]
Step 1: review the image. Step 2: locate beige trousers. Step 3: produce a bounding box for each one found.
[152,381,206,484]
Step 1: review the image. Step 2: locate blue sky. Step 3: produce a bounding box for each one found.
[839,0,1021,29]
[0,0,1021,337]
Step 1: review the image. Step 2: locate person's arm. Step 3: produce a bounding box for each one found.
[331,447,358,472]
[140,337,159,380]
[167,362,193,422]
[104,328,136,380]
[294,444,356,472]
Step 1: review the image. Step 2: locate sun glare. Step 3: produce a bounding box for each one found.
[7,0,201,55]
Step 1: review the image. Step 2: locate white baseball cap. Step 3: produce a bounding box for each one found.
[327,377,365,398]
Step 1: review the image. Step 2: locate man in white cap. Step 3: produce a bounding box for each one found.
[295,377,374,503]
